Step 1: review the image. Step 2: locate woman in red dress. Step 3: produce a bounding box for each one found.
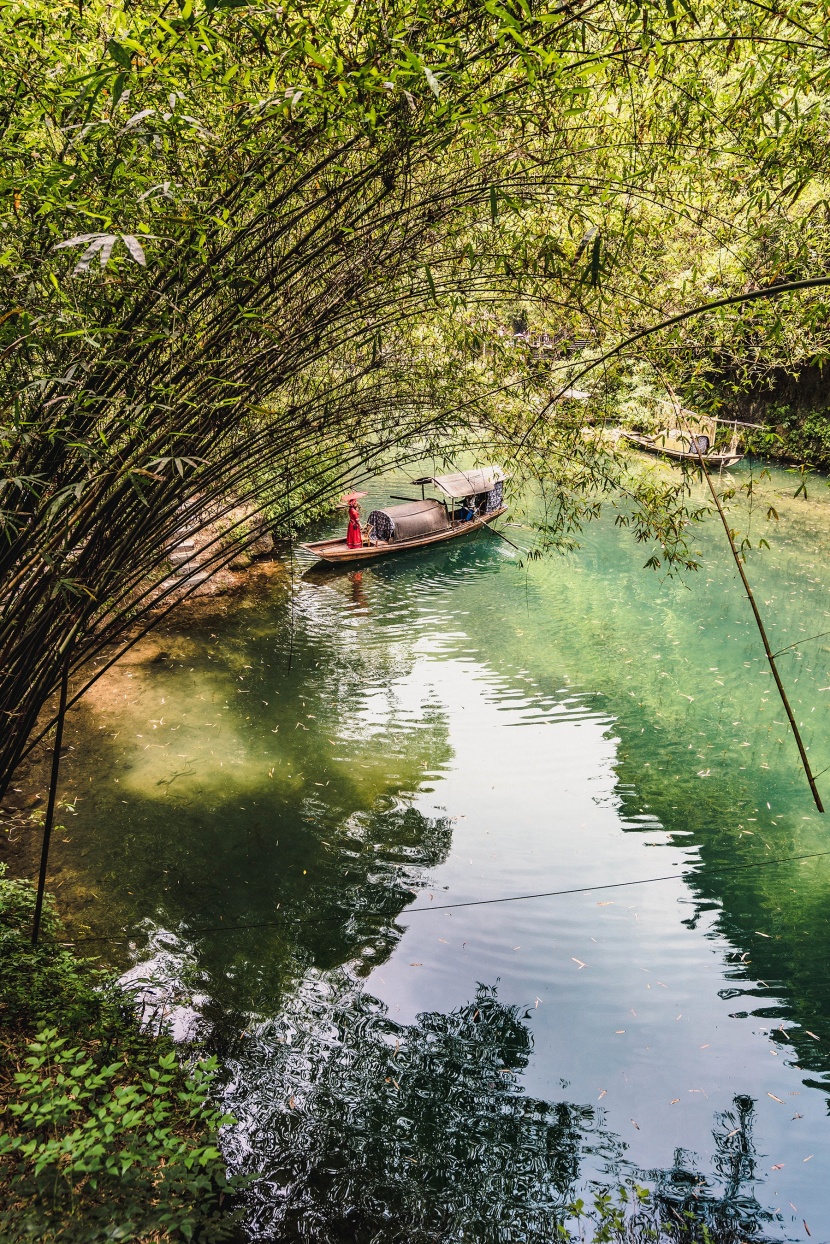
[346,499,363,548]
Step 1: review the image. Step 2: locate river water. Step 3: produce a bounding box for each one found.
[59,461,830,1241]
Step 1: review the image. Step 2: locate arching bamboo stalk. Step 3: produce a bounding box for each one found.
[31,649,70,944]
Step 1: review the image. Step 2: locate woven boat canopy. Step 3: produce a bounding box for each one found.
[413,466,508,499]
[367,499,449,541]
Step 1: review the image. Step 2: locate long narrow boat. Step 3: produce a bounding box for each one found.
[300,467,509,565]
[623,431,743,469]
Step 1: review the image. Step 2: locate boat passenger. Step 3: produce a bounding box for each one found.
[459,497,476,522]
[347,499,363,548]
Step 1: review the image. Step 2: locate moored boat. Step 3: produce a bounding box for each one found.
[623,430,744,468]
[622,406,749,468]
[300,467,509,564]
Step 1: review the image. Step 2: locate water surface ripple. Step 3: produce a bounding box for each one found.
[57,463,830,1241]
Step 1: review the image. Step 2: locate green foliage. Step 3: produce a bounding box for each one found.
[0,867,239,1243]
[0,874,117,1036]
[0,1032,233,1244]
[560,1182,752,1243]
[750,403,830,468]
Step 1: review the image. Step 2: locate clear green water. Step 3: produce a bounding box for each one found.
[59,461,830,1240]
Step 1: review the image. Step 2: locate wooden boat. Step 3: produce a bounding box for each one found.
[623,428,743,469]
[300,467,509,565]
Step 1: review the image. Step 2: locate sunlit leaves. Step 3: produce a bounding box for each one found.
[52,232,148,273]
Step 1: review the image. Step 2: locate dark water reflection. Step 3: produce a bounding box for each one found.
[220,975,778,1243]
[55,463,830,1239]
[226,982,603,1242]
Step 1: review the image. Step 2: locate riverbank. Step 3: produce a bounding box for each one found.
[0,867,239,1243]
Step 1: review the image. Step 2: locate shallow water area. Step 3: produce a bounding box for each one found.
[55,460,830,1241]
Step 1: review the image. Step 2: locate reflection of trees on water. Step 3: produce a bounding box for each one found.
[122,543,508,1013]
[195,801,455,1020]
[643,1094,777,1243]
[221,977,779,1244]
[224,979,612,1242]
[63,561,458,1010]
[116,800,454,1029]
[611,711,830,1085]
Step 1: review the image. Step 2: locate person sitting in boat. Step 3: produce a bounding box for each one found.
[459,497,476,522]
[347,498,363,548]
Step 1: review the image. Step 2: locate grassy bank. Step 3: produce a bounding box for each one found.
[0,867,238,1243]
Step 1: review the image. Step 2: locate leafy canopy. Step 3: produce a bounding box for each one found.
[2,0,830,792]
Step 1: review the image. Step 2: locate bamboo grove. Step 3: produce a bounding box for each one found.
[2,0,830,792]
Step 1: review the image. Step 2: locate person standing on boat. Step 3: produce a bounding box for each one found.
[340,490,367,548]
[347,499,362,548]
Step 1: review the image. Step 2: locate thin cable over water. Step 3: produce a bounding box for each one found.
[65,845,830,943]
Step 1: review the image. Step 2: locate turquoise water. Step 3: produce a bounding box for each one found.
[59,461,830,1240]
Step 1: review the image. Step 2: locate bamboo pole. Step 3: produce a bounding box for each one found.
[481,518,522,553]
[677,410,824,813]
[31,650,71,944]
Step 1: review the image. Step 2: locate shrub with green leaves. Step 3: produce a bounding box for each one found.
[0,868,238,1243]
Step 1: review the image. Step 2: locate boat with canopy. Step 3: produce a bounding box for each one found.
[622,409,759,468]
[299,467,509,564]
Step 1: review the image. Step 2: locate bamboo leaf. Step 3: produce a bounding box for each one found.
[423,64,441,98]
[98,236,117,268]
[74,237,110,274]
[53,234,103,251]
[122,108,155,131]
[121,236,147,266]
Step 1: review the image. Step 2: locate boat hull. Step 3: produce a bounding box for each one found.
[623,433,742,468]
[300,506,508,564]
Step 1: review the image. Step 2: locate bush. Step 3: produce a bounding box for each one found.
[0,867,239,1243]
